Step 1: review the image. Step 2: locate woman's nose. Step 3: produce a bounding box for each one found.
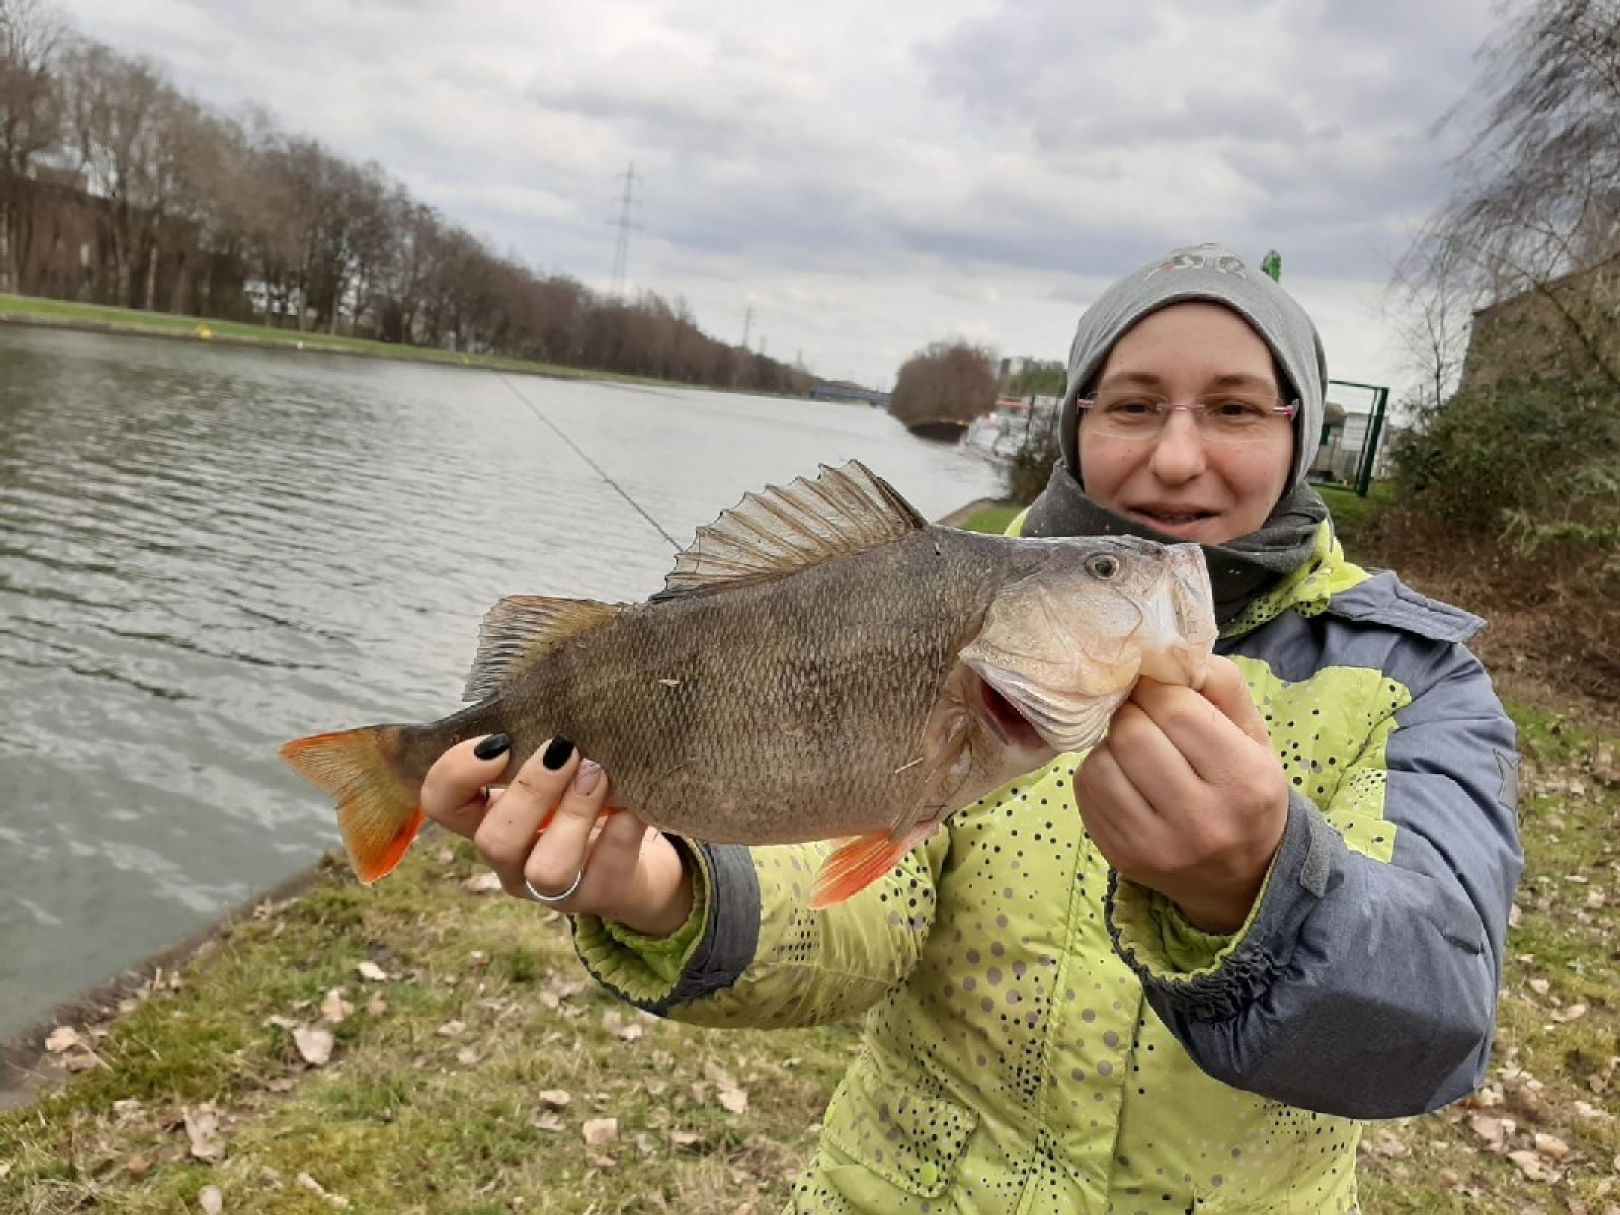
[1148,412,1207,481]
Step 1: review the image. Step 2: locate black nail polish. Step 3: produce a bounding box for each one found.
[474,733,512,761]
[542,736,575,770]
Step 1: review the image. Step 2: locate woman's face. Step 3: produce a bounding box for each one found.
[1078,302,1296,546]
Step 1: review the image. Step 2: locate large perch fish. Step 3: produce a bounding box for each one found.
[281,461,1216,907]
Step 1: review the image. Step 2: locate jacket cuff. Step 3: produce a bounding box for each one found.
[1107,789,1346,1020]
[571,839,760,1015]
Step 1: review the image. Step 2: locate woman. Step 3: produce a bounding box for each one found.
[419,244,1522,1212]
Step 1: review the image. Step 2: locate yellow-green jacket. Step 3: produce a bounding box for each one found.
[573,525,1522,1213]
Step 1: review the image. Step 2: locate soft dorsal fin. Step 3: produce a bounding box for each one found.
[463,596,622,701]
[652,460,926,602]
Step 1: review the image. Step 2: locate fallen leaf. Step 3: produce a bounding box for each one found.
[1573,1100,1612,1120]
[436,1020,465,1037]
[1551,1003,1589,1023]
[586,1150,617,1170]
[125,1154,152,1179]
[1468,1114,1515,1153]
[1529,978,1551,996]
[366,994,387,1016]
[294,1026,334,1067]
[532,1113,565,1132]
[436,847,455,864]
[539,976,588,1010]
[44,1026,80,1053]
[718,1086,749,1114]
[1507,1148,1560,1182]
[537,1089,572,1110]
[1587,890,1607,910]
[1534,1132,1571,1160]
[320,989,353,1024]
[356,961,388,982]
[670,1130,702,1149]
[61,1050,101,1073]
[462,872,503,894]
[266,1078,296,1093]
[583,1117,619,1147]
[455,1048,479,1066]
[1593,742,1618,785]
[184,1105,224,1161]
[296,1173,351,1208]
[1368,1131,1410,1158]
[199,1185,224,1214]
[1509,902,1523,928]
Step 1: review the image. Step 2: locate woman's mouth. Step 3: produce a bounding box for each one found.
[1127,505,1217,531]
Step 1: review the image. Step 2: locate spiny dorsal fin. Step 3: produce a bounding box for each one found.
[652,460,926,602]
[463,596,622,701]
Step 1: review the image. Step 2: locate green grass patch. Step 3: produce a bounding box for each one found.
[956,502,1021,535]
[0,293,672,386]
[2,702,1613,1213]
[1319,480,1397,551]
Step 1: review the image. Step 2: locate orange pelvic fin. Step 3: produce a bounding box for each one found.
[809,824,935,909]
[280,725,423,884]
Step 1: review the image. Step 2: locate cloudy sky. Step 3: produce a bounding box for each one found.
[59,0,1503,396]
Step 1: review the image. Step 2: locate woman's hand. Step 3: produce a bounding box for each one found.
[1074,656,1289,934]
[420,735,695,938]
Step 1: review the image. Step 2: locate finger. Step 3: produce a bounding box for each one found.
[475,737,579,875]
[572,802,648,910]
[1129,679,1252,784]
[421,734,515,839]
[1075,739,1162,838]
[522,754,611,901]
[1196,656,1272,746]
[1100,700,1202,812]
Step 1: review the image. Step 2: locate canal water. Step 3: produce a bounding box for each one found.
[0,326,1003,1042]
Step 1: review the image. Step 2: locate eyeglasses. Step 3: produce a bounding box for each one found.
[1076,393,1300,443]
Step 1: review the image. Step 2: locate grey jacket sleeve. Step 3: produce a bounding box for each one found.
[1108,638,1523,1119]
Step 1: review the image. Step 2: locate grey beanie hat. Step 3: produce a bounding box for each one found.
[1058,243,1327,487]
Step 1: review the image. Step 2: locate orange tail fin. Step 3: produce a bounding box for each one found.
[809,824,936,909]
[280,726,424,884]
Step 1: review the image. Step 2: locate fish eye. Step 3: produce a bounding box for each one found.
[1086,554,1121,579]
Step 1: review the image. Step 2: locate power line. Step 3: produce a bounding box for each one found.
[608,162,642,300]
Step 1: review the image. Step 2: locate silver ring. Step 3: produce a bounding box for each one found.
[524,868,584,905]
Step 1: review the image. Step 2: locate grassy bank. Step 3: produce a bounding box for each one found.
[2,697,1613,1213]
[0,293,654,384]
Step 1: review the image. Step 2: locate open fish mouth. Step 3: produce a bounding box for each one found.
[971,668,1053,752]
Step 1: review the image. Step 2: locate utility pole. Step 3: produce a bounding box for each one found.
[609,163,642,299]
[740,304,753,350]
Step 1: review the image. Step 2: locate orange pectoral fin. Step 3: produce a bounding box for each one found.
[809,825,936,910]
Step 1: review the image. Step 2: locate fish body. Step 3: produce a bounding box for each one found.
[282,462,1216,905]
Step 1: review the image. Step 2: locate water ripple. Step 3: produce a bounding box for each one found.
[0,325,1004,1040]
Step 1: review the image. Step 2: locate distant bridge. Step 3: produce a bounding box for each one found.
[809,384,891,408]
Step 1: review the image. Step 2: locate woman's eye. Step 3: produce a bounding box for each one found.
[1106,399,1157,417]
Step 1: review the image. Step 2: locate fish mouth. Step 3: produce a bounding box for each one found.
[973,670,1047,751]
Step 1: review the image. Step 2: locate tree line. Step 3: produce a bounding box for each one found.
[0,0,810,393]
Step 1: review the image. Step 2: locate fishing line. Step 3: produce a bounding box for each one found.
[493,371,681,550]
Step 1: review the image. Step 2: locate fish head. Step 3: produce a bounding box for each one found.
[959,536,1216,754]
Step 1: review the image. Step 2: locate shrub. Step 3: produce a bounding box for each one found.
[1391,380,1620,576]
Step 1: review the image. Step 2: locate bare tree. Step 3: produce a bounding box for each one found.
[0,0,64,292]
[1405,0,1620,389]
